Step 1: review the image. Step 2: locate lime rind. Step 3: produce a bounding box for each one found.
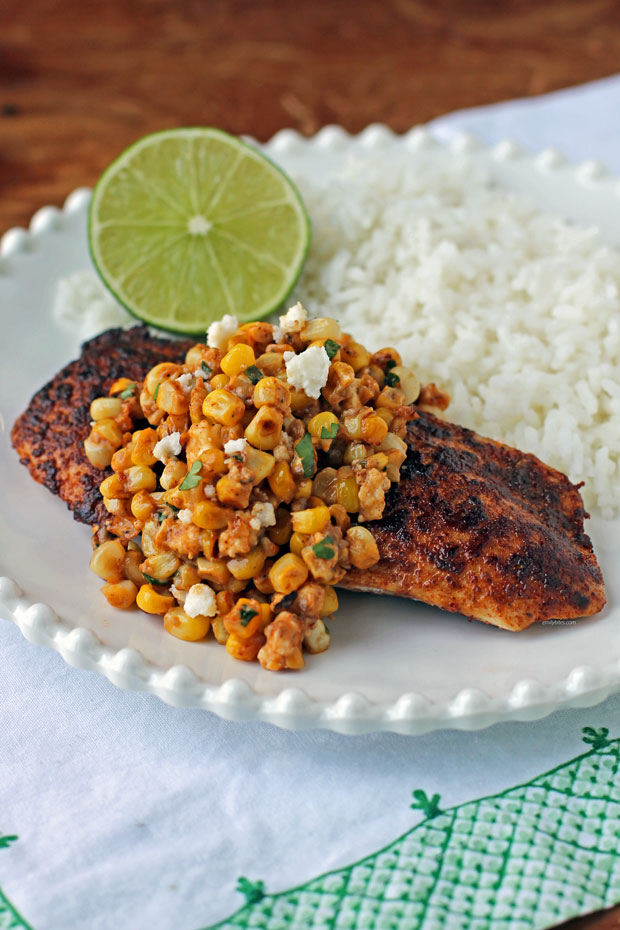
[88,127,310,335]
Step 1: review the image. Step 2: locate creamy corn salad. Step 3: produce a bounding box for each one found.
[84,304,445,671]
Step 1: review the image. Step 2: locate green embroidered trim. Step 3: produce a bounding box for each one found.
[203,727,620,930]
[0,836,34,930]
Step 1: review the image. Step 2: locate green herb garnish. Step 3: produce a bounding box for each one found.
[312,535,335,560]
[153,382,160,402]
[240,605,258,627]
[320,422,339,441]
[324,339,340,360]
[142,572,165,586]
[245,365,263,384]
[201,361,212,377]
[179,459,202,490]
[385,370,401,387]
[295,433,314,478]
[119,382,135,399]
[385,359,397,371]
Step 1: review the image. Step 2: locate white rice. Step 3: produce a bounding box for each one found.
[56,147,620,516]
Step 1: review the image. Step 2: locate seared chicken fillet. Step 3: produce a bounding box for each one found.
[12,327,605,630]
[11,326,192,526]
[341,412,606,630]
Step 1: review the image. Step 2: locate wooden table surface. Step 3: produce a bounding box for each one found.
[3,1,620,927]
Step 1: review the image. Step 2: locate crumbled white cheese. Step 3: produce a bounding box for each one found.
[175,372,195,392]
[177,508,193,525]
[184,583,217,618]
[194,367,210,382]
[272,324,284,343]
[249,518,261,532]
[283,350,295,363]
[207,314,239,349]
[284,345,330,399]
[279,302,307,334]
[203,484,216,499]
[153,431,182,462]
[251,501,276,528]
[224,437,248,456]
[170,584,187,604]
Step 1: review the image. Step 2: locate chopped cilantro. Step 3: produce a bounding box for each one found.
[320,421,339,441]
[153,382,160,402]
[201,361,212,377]
[385,370,401,387]
[142,572,165,586]
[240,605,258,626]
[385,359,397,371]
[231,453,244,462]
[119,382,135,399]
[295,432,315,477]
[245,365,263,384]
[324,339,340,360]
[179,459,202,490]
[312,535,335,560]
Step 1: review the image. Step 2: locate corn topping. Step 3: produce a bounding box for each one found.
[85,305,442,671]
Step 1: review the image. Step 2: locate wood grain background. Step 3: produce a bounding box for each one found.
[3,2,620,927]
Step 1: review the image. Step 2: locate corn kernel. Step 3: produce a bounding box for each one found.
[320,586,339,617]
[269,552,309,594]
[160,459,188,490]
[268,461,296,503]
[211,616,230,645]
[372,347,402,369]
[209,373,229,390]
[221,343,255,376]
[202,388,245,427]
[346,525,380,569]
[335,475,360,513]
[308,411,339,441]
[289,532,305,556]
[253,377,291,410]
[225,632,265,661]
[126,465,157,493]
[303,618,331,654]
[90,396,123,421]
[144,362,180,395]
[301,317,341,342]
[101,579,138,610]
[109,377,135,396]
[99,473,128,500]
[289,389,311,414]
[130,428,158,466]
[245,447,276,483]
[388,366,420,404]
[254,352,284,375]
[156,378,190,415]
[196,557,232,587]
[340,341,371,372]
[131,490,157,522]
[267,507,292,546]
[227,547,266,581]
[361,414,388,446]
[141,551,180,582]
[136,584,175,615]
[244,405,283,450]
[294,478,313,500]
[192,501,228,531]
[342,411,364,441]
[164,606,210,641]
[291,505,331,535]
[375,407,393,426]
[311,467,338,504]
[343,442,369,465]
[89,539,126,582]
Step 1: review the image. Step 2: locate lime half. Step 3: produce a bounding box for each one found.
[88,128,310,334]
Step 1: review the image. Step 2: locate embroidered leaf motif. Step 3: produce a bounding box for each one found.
[410,789,442,820]
[0,834,17,849]
[236,876,265,904]
[582,726,610,749]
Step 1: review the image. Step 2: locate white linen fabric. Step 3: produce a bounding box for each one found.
[2,75,620,930]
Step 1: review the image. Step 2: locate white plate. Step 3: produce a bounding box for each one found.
[1,127,620,735]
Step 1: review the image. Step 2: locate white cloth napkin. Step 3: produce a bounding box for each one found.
[3,75,620,930]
